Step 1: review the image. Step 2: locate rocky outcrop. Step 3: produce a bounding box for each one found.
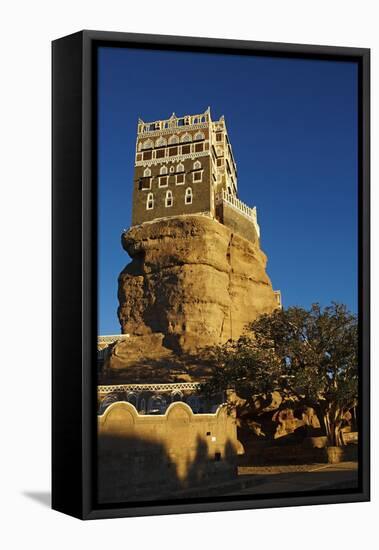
[117,214,278,357]
[101,333,214,383]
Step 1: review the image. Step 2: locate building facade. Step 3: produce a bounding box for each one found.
[131,108,260,243]
[97,336,225,415]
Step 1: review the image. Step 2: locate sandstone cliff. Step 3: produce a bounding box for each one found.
[114,214,278,368]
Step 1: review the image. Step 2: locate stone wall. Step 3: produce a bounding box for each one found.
[97,401,240,503]
[220,201,260,244]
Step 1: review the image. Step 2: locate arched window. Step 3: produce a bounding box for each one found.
[139,398,146,414]
[143,167,151,177]
[159,165,168,187]
[185,187,193,205]
[148,395,167,414]
[127,392,137,409]
[194,131,205,141]
[165,190,173,207]
[176,163,185,185]
[142,139,153,150]
[146,192,154,210]
[193,160,202,170]
[168,134,179,145]
[181,133,192,143]
[156,136,167,147]
[171,390,183,402]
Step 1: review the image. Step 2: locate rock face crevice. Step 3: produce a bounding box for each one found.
[117,215,278,357]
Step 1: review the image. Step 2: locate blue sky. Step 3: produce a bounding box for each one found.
[98,46,358,335]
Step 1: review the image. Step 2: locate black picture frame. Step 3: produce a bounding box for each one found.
[52,30,370,520]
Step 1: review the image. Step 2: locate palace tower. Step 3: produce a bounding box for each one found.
[131,107,261,244]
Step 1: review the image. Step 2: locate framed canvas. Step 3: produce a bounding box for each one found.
[52,30,370,520]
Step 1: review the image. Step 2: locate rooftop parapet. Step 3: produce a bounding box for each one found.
[218,190,260,238]
[138,108,212,134]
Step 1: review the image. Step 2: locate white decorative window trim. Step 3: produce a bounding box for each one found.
[156,136,167,147]
[143,167,151,177]
[146,192,154,210]
[168,134,179,145]
[142,139,154,150]
[165,190,173,207]
[135,150,208,168]
[159,176,168,188]
[185,187,193,204]
[140,177,152,190]
[175,174,185,186]
[180,132,192,143]
[193,160,202,170]
[193,170,203,183]
[176,162,184,172]
[160,165,168,175]
[194,131,205,141]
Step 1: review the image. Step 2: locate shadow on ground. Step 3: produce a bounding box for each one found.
[231,462,359,496]
[22,491,51,507]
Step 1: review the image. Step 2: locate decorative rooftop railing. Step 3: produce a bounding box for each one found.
[138,109,211,134]
[219,190,260,238]
[97,334,130,346]
[98,382,202,394]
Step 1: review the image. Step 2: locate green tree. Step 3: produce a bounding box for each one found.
[202,303,358,447]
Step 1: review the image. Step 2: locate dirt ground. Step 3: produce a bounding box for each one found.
[238,461,358,475]
[230,461,359,495]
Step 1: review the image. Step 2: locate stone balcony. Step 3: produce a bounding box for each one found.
[217,190,260,239]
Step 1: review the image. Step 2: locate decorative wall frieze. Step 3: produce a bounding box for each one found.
[135,150,210,168]
[98,382,202,394]
[138,123,209,138]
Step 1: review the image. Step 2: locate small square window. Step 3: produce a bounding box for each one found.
[193,171,202,183]
[176,174,185,185]
[159,176,168,188]
[139,178,151,190]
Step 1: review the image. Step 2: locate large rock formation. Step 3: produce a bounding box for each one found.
[116,214,278,359]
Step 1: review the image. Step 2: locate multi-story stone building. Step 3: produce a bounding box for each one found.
[132,107,261,244]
